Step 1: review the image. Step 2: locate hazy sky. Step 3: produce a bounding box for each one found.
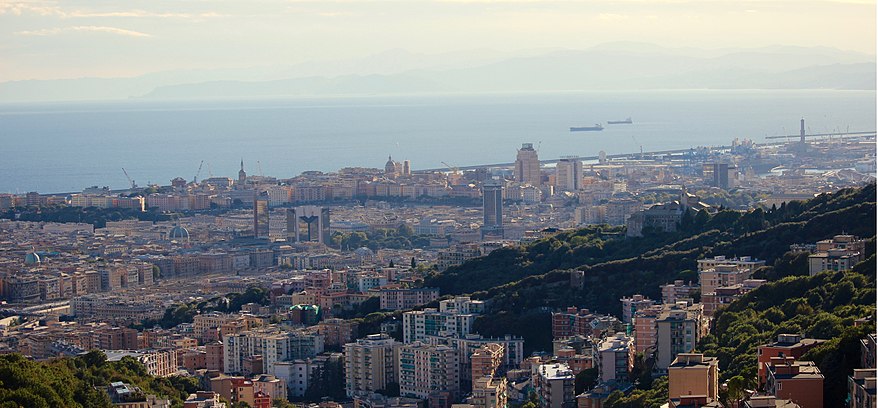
[1,0,875,81]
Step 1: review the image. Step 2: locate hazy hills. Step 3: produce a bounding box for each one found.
[1,43,874,102]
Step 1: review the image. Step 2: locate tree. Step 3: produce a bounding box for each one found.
[575,367,598,394]
[397,223,414,237]
[723,375,748,406]
[411,257,417,269]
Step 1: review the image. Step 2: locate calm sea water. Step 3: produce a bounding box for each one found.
[0,90,874,194]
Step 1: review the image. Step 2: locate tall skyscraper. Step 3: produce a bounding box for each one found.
[482,179,503,238]
[514,143,540,186]
[254,194,270,239]
[555,156,582,193]
[286,206,331,245]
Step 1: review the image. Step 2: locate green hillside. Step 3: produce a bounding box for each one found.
[0,351,197,408]
[699,258,876,406]
[455,184,877,352]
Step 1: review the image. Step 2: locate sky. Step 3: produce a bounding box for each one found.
[1,0,875,81]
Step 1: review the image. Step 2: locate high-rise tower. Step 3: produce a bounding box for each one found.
[254,193,270,239]
[286,206,331,245]
[555,157,582,193]
[482,179,503,238]
[514,143,540,187]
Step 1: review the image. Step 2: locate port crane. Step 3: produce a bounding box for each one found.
[121,168,136,189]
[441,161,460,174]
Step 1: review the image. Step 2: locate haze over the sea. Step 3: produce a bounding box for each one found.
[0,89,874,194]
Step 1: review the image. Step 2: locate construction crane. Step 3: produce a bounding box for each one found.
[193,160,204,184]
[441,161,460,174]
[121,168,136,189]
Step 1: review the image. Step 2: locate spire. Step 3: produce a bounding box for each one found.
[240,159,244,171]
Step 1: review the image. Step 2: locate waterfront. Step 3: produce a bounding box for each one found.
[0,89,874,193]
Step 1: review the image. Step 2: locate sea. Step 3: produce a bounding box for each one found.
[0,89,874,194]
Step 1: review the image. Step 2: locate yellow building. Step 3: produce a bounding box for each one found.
[667,353,718,402]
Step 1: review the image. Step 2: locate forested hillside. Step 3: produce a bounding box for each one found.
[699,259,876,406]
[455,184,877,353]
[0,351,197,408]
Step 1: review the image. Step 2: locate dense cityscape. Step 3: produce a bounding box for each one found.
[0,123,874,408]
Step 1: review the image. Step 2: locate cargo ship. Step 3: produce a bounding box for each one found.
[570,124,604,132]
[607,117,633,124]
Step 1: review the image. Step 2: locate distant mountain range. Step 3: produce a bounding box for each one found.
[1,43,874,102]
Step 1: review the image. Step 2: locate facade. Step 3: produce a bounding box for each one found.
[105,349,179,377]
[286,206,331,245]
[515,143,541,187]
[702,162,737,189]
[808,248,865,276]
[425,334,524,383]
[440,297,487,315]
[402,298,484,343]
[696,256,765,274]
[862,334,876,369]
[667,353,719,402]
[807,235,866,276]
[593,333,634,384]
[632,304,663,354]
[552,307,598,339]
[437,244,482,271]
[619,294,655,325]
[534,363,575,408]
[847,368,876,408]
[655,302,705,371]
[471,343,504,380]
[223,329,324,375]
[317,318,359,348]
[253,195,270,239]
[397,342,461,406]
[344,334,399,398]
[661,280,698,305]
[210,377,255,407]
[380,288,440,311]
[625,202,684,237]
[756,334,826,385]
[702,279,765,317]
[482,180,504,238]
[470,375,508,408]
[699,264,752,296]
[184,391,227,408]
[555,157,582,193]
[764,357,824,408]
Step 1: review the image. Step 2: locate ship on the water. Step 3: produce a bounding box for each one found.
[570,124,604,132]
[607,117,633,124]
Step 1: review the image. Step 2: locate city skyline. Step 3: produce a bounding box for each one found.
[0,1,874,406]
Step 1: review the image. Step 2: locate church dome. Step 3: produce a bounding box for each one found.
[354,247,375,258]
[169,225,190,241]
[385,156,397,174]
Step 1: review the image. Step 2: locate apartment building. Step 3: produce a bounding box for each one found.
[397,342,460,408]
[344,334,399,398]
